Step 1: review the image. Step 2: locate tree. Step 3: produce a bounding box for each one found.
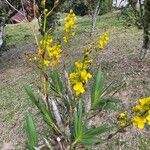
[87,0,112,36]
[129,0,150,59]
[0,0,6,48]
[88,0,101,36]
[140,0,150,59]
[119,0,149,59]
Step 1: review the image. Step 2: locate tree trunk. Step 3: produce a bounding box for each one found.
[139,0,150,59]
[90,0,101,36]
[143,0,150,49]
[0,0,5,48]
[0,26,4,48]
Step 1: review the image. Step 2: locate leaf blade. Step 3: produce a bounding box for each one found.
[25,114,38,150]
[91,69,104,108]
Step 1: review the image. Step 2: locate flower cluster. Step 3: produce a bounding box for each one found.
[69,48,93,96]
[30,36,62,68]
[63,10,76,43]
[98,31,109,49]
[117,112,129,127]
[69,31,110,96]
[132,97,150,129]
[29,10,77,68]
[69,60,92,96]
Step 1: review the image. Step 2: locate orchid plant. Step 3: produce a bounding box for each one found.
[25,1,150,150]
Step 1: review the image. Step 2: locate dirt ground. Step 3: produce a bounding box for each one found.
[0,21,150,149]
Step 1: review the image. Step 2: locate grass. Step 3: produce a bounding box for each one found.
[1,22,36,54]
[0,77,30,148]
[0,12,150,149]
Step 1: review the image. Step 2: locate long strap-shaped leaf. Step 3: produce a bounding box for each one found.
[77,124,111,145]
[91,69,104,108]
[73,100,84,145]
[25,114,38,150]
[49,70,64,96]
[73,100,111,147]
[25,86,60,134]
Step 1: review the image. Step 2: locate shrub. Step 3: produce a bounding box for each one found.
[99,0,113,15]
[61,0,88,16]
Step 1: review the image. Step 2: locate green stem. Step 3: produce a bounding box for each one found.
[43,14,47,36]
[71,139,78,150]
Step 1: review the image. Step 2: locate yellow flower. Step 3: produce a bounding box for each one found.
[43,59,50,66]
[104,31,109,42]
[29,56,37,61]
[70,72,78,79]
[146,114,150,125]
[33,57,37,61]
[40,36,53,47]
[118,112,128,119]
[132,104,143,112]
[70,57,92,96]
[84,60,93,66]
[47,36,53,44]
[139,97,150,106]
[63,10,76,42]
[64,10,76,32]
[69,72,79,84]
[69,69,92,96]
[117,112,129,128]
[80,70,92,83]
[119,121,127,127]
[34,46,61,68]
[132,96,150,129]
[73,82,85,96]
[39,44,62,68]
[63,36,68,43]
[133,116,146,129]
[98,31,109,49]
[133,97,150,114]
[75,61,83,70]
[75,60,92,70]
[38,49,43,57]
[98,40,105,49]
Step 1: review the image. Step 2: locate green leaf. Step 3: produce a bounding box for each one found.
[97,98,120,111]
[91,69,104,108]
[85,124,111,136]
[25,114,38,150]
[73,100,84,144]
[80,124,111,145]
[73,102,111,146]
[49,70,64,96]
[78,100,83,136]
[25,86,59,133]
[74,108,79,138]
[25,86,39,107]
[72,101,110,146]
